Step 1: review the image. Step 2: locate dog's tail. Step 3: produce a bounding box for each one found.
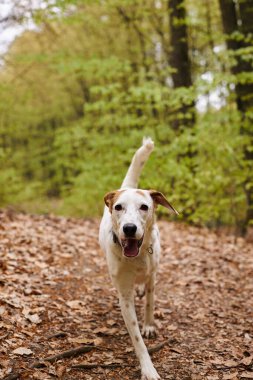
[121,137,154,189]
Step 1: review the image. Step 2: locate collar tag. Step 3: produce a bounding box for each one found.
[148,245,153,254]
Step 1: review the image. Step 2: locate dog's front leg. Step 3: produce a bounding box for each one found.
[142,274,156,338]
[117,280,160,380]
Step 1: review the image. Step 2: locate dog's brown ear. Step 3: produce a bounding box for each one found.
[104,191,117,213]
[149,190,179,215]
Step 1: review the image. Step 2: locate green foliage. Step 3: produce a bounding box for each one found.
[0,0,251,228]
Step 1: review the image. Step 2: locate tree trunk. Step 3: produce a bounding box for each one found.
[218,0,238,52]
[237,0,253,114]
[168,0,195,130]
[219,0,253,229]
[238,0,253,228]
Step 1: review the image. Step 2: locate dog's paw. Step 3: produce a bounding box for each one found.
[142,136,154,151]
[141,363,160,380]
[142,325,157,339]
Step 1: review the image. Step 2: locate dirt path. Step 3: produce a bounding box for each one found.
[0,210,252,380]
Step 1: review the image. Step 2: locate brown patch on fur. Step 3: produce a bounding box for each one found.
[125,303,129,308]
[104,190,125,213]
[136,190,146,197]
[132,321,136,326]
[135,335,139,342]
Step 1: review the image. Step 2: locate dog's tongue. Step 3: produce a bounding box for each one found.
[123,239,139,257]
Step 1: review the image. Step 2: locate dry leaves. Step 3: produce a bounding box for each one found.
[0,211,253,379]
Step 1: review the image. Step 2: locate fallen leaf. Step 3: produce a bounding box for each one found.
[223,360,238,368]
[241,355,253,366]
[66,300,84,309]
[56,365,66,377]
[154,310,165,319]
[167,325,177,331]
[107,319,117,326]
[13,347,33,356]
[241,372,253,379]
[125,347,134,353]
[26,314,41,324]
[223,373,238,379]
[94,338,104,346]
[211,359,238,368]
[93,327,118,335]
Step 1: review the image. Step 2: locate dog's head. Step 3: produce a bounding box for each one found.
[104,189,178,258]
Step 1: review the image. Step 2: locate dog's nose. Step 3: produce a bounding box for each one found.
[123,223,137,237]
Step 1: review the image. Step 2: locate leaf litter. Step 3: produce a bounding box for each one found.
[0,210,253,379]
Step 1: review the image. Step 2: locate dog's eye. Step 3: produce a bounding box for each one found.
[115,204,123,211]
[140,204,149,211]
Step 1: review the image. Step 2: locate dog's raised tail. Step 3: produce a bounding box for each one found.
[121,137,154,189]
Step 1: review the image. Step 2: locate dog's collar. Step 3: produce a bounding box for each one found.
[112,230,153,254]
[112,230,120,246]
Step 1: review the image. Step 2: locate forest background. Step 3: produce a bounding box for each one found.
[0,0,253,232]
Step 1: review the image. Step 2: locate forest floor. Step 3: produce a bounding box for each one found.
[0,210,253,380]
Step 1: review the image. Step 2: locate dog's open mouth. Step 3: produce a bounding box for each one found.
[121,237,143,257]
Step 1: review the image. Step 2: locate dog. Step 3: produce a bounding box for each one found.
[99,137,178,380]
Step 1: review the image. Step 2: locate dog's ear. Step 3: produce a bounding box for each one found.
[149,190,179,215]
[104,191,117,213]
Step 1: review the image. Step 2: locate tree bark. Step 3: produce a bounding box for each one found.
[219,0,253,229]
[168,0,195,130]
[218,0,238,53]
[237,0,253,114]
[238,0,253,228]
[168,0,192,88]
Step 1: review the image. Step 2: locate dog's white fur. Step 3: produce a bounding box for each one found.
[99,138,177,380]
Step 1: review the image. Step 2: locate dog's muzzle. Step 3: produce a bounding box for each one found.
[121,236,143,257]
[112,230,144,258]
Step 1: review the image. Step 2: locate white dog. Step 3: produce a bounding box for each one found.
[99,137,178,380]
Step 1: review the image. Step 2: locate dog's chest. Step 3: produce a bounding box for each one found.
[108,246,157,284]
